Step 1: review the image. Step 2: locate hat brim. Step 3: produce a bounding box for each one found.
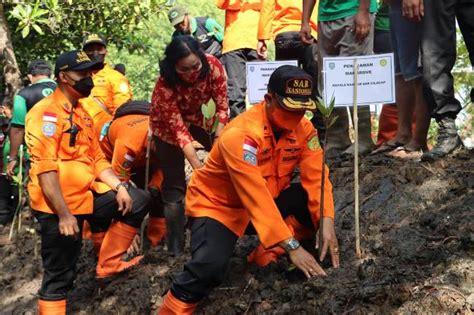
[275,94,316,112]
[83,40,107,49]
[171,15,185,27]
[69,60,104,72]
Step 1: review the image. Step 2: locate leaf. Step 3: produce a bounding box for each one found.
[201,99,216,119]
[21,25,30,38]
[32,24,44,34]
[328,94,336,115]
[328,115,339,128]
[316,99,327,117]
[211,117,219,133]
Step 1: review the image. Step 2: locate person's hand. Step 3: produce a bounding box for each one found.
[6,160,17,177]
[116,187,133,215]
[402,0,424,22]
[288,247,327,278]
[316,217,340,268]
[58,213,80,237]
[300,23,314,45]
[257,40,268,60]
[126,234,141,256]
[352,10,371,43]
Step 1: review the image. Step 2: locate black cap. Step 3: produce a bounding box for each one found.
[82,33,107,49]
[27,59,52,76]
[268,65,316,112]
[54,50,103,77]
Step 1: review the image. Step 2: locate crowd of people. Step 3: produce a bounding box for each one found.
[0,0,471,314]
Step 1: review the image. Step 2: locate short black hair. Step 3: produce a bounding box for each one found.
[27,59,52,77]
[159,35,210,89]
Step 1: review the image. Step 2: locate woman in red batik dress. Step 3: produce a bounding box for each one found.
[150,35,228,255]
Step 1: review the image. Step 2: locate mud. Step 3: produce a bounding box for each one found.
[1,150,473,314]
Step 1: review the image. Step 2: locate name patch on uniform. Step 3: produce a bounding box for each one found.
[42,112,57,123]
[243,138,258,166]
[42,122,56,137]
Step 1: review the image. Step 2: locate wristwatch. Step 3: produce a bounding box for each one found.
[283,238,301,252]
[115,182,130,192]
[7,155,16,163]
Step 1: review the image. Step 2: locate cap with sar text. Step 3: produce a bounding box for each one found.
[168,6,188,27]
[54,50,103,77]
[268,65,316,112]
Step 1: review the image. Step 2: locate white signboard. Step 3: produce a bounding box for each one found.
[246,60,298,104]
[323,53,395,106]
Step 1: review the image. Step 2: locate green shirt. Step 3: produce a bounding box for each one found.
[375,3,390,31]
[11,78,56,127]
[172,16,224,43]
[318,0,378,22]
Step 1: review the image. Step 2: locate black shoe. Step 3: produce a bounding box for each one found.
[422,118,463,162]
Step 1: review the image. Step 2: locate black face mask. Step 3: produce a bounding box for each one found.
[67,75,94,97]
[88,52,105,63]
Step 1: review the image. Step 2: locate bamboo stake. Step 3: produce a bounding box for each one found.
[9,144,24,241]
[353,60,361,258]
[140,128,153,254]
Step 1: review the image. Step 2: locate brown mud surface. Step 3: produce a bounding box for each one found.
[1,150,473,314]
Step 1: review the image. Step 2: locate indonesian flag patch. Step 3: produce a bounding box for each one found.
[42,112,57,123]
[243,138,258,165]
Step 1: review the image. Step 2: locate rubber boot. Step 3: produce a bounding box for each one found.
[96,221,144,278]
[91,232,106,256]
[158,291,198,315]
[343,106,374,156]
[421,117,463,162]
[147,217,167,247]
[376,104,398,148]
[324,107,352,158]
[247,215,313,267]
[164,203,185,256]
[38,299,66,315]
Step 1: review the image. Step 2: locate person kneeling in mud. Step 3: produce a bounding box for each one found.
[98,100,167,254]
[25,50,150,314]
[158,66,340,313]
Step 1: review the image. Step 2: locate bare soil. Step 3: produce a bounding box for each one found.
[1,150,473,315]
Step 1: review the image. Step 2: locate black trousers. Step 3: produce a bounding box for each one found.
[130,166,164,218]
[421,0,473,120]
[274,31,324,139]
[221,48,259,119]
[154,126,213,204]
[34,187,150,301]
[0,175,18,222]
[171,183,314,303]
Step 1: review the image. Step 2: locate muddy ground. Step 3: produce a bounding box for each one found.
[1,150,473,314]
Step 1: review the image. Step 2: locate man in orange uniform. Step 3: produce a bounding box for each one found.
[25,50,149,315]
[81,34,133,137]
[257,0,324,137]
[159,66,340,313]
[100,100,166,251]
[216,0,261,118]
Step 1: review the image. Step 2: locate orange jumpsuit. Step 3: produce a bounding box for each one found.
[186,101,334,249]
[25,89,111,215]
[100,113,163,188]
[258,0,319,40]
[83,63,132,138]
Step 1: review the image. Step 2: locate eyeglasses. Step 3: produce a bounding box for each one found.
[66,111,79,147]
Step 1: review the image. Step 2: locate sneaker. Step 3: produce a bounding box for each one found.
[422,117,463,162]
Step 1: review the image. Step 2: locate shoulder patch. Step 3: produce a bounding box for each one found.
[42,122,57,137]
[243,137,258,165]
[119,82,129,93]
[307,134,320,151]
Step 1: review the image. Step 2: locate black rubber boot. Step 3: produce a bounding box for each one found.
[164,202,185,256]
[421,117,463,162]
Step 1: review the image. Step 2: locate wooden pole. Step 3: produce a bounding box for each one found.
[353,59,361,258]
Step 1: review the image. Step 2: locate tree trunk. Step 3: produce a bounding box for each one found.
[0,4,22,105]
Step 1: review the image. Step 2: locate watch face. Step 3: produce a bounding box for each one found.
[287,238,300,251]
